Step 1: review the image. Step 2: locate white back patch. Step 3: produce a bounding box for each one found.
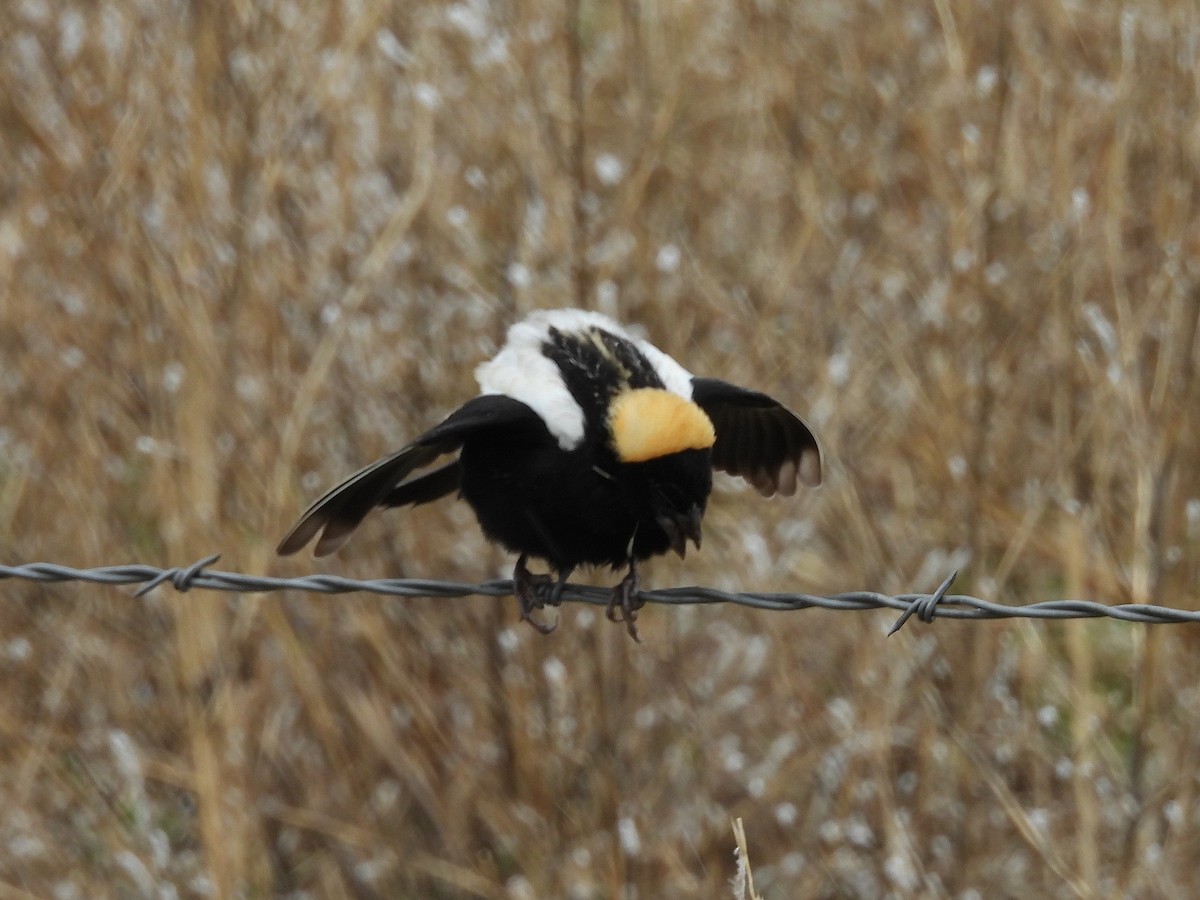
[475,308,697,450]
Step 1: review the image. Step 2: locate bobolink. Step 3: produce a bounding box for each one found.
[278,309,821,638]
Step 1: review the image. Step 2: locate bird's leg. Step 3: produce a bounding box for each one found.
[606,557,644,642]
[545,567,572,608]
[513,554,556,634]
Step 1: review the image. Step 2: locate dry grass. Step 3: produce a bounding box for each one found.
[3,0,1200,896]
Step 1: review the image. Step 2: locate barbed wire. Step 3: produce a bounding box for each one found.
[2,556,1199,634]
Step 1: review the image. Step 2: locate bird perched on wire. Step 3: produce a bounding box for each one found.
[277,309,822,639]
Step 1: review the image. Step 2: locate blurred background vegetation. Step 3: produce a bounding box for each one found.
[3,0,1200,896]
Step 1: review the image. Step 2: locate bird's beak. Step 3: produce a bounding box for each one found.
[658,505,704,559]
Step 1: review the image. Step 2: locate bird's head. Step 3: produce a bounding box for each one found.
[608,388,715,557]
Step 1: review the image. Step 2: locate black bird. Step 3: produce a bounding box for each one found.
[277,309,822,638]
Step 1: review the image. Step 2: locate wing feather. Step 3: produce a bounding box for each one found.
[380,461,461,509]
[690,377,822,497]
[277,395,542,557]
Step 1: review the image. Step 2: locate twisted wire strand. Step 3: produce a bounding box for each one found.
[2,557,1198,634]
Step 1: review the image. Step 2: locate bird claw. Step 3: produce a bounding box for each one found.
[513,554,645,640]
[513,555,565,634]
[606,564,644,642]
[520,605,558,634]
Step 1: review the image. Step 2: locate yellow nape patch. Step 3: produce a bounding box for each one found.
[609,388,716,463]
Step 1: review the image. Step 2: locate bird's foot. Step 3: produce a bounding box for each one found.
[513,555,561,634]
[606,562,644,642]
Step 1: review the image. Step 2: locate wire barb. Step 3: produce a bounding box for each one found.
[888,570,958,636]
[1,559,1199,627]
[133,554,222,598]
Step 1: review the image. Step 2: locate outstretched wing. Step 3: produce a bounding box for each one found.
[690,377,822,497]
[277,394,544,557]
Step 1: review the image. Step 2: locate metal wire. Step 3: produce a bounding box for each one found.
[2,556,1198,633]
